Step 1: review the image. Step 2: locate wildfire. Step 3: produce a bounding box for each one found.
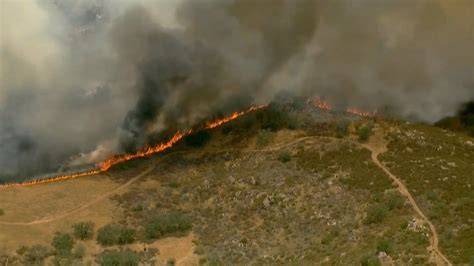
[307,97,332,111]
[0,170,101,189]
[307,97,377,117]
[345,107,377,117]
[0,105,265,189]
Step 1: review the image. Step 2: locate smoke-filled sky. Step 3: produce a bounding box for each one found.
[0,0,473,179]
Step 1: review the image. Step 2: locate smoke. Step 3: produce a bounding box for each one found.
[0,0,472,180]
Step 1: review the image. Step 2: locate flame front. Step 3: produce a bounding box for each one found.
[0,101,375,189]
[307,98,332,111]
[0,105,265,189]
[345,107,377,117]
[307,97,377,117]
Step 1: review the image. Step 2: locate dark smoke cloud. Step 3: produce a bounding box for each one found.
[0,0,472,180]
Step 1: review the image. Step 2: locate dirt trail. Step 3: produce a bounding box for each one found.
[0,165,154,226]
[362,132,451,266]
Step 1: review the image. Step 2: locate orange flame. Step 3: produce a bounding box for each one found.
[307,97,377,117]
[345,107,377,117]
[0,105,265,189]
[307,97,332,111]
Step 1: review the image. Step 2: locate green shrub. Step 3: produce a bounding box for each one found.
[145,213,192,239]
[184,131,211,147]
[117,228,136,245]
[16,245,28,256]
[385,194,405,210]
[51,233,74,256]
[278,150,291,163]
[364,205,388,224]
[259,105,285,131]
[168,181,180,188]
[24,245,51,265]
[358,125,373,142]
[166,258,176,266]
[336,120,350,138]
[98,250,140,266]
[360,254,381,266]
[376,239,393,254]
[97,224,136,246]
[256,130,274,147]
[72,222,94,240]
[51,256,74,266]
[286,114,299,130]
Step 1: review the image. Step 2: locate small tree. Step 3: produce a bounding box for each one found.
[336,120,350,138]
[51,233,74,256]
[0,209,4,216]
[98,250,140,266]
[278,150,291,163]
[358,125,373,142]
[364,205,388,224]
[361,254,381,266]
[72,222,94,240]
[376,239,393,254]
[145,213,192,240]
[256,130,274,147]
[385,194,405,210]
[97,224,136,246]
[117,228,136,245]
[167,258,176,266]
[24,245,51,265]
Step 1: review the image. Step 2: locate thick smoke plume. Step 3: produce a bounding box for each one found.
[0,0,473,180]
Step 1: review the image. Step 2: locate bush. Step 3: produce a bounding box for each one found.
[51,233,74,256]
[278,150,291,163]
[361,254,381,266]
[358,125,373,142]
[286,114,299,130]
[97,224,136,246]
[385,194,405,210]
[184,131,211,147]
[259,105,286,131]
[145,213,192,240]
[364,205,388,224]
[376,239,393,254]
[0,209,4,216]
[72,222,94,240]
[24,245,51,265]
[166,258,176,266]
[256,130,274,147]
[98,250,140,266]
[336,120,350,138]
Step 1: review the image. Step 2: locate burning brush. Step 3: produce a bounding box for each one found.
[307,97,378,118]
[0,105,265,189]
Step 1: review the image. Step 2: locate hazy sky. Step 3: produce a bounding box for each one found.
[0,0,472,180]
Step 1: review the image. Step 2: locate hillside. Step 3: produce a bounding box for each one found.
[0,103,473,265]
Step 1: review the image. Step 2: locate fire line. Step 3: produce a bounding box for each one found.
[307,97,378,117]
[0,100,375,189]
[0,105,266,189]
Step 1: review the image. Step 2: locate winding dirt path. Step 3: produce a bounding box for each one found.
[360,132,452,266]
[0,165,154,226]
